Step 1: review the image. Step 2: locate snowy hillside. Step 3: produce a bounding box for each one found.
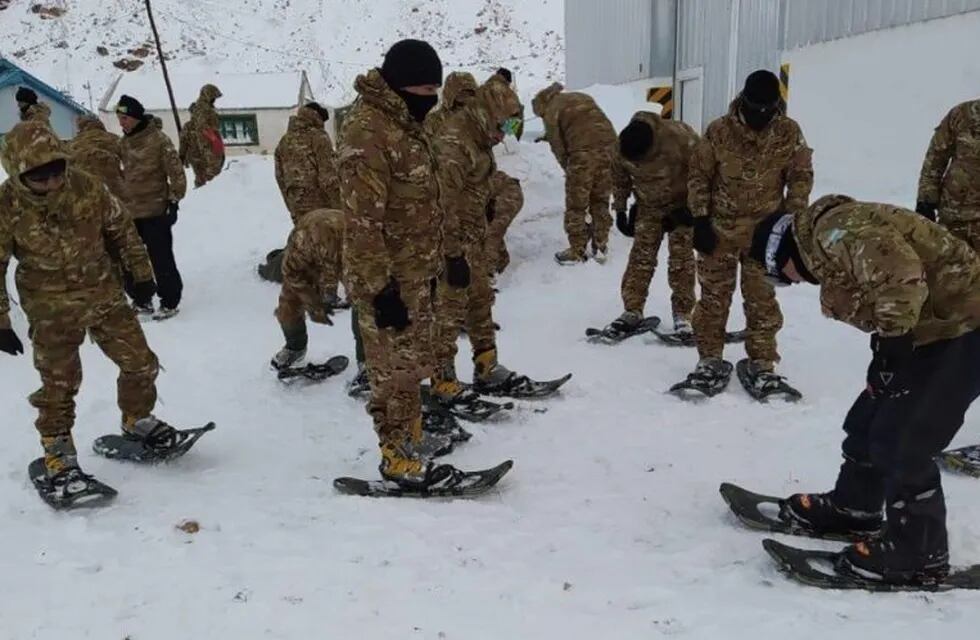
[2,9,980,640]
[0,0,564,107]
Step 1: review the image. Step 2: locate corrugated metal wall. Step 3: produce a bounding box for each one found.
[677,0,736,125]
[564,0,654,88]
[782,0,980,49]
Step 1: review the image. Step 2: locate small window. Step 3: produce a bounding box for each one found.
[218,114,259,146]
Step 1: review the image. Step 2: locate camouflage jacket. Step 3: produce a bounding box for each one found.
[532,82,616,168]
[282,208,345,323]
[487,170,524,240]
[0,122,153,328]
[275,105,340,221]
[612,111,699,216]
[120,117,187,219]
[917,99,980,222]
[689,100,813,246]
[434,76,522,254]
[20,102,52,127]
[795,195,980,346]
[179,93,224,186]
[424,71,478,139]
[69,115,125,199]
[338,69,443,296]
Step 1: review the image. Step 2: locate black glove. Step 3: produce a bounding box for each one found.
[167,200,179,225]
[615,207,635,238]
[866,333,914,399]
[373,279,410,331]
[0,328,24,356]
[131,280,157,307]
[486,198,496,223]
[446,255,471,289]
[692,216,718,255]
[915,201,937,222]
[668,207,694,229]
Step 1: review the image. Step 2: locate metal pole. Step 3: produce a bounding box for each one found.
[672,0,681,122]
[144,0,181,133]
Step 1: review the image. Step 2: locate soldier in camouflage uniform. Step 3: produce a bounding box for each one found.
[607,111,698,335]
[749,196,980,585]
[686,70,813,389]
[917,98,980,252]
[179,84,225,188]
[69,114,124,199]
[15,87,52,128]
[271,208,346,369]
[274,102,339,223]
[485,170,524,275]
[0,121,190,497]
[429,75,523,401]
[424,71,477,137]
[532,82,617,264]
[116,95,187,320]
[340,39,478,487]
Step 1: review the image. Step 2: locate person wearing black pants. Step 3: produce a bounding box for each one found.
[748,194,980,585]
[115,94,187,320]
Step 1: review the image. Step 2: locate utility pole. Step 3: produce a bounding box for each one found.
[144,0,181,133]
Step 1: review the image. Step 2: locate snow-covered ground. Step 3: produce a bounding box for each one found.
[2,11,980,640]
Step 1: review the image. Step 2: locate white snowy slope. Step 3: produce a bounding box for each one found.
[1,11,980,640]
[0,0,564,107]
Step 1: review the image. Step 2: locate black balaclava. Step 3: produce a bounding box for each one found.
[739,70,780,132]
[750,212,818,285]
[380,39,443,123]
[619,120,654,161]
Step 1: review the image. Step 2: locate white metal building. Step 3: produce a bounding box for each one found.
[98,70,319,155]
[565,0,980,131]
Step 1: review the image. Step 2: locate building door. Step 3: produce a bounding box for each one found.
[678,68,704,133]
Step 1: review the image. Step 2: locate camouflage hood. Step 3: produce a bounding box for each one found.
[0,120,69,183]
[464,75,523,146]
[532,82,563,117]
[76,114,107,133]
[353,69,414,130]
[792,194,857,277]
[628,111,668,160]
[442,72,477,110]
[199,83,222,105]
[288,105,327,133]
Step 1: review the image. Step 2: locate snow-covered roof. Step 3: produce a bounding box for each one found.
[100,70,308,112]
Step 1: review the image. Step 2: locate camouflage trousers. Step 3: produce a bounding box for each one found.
[352,279,435,447]
[943,219,980,253]
[27,295,159,437]
[621,212,696,319]
[486,213,516,276]
[433,241,497,375]
[693,248,783,367]
[565,150,613,253]
[275,281,339,337]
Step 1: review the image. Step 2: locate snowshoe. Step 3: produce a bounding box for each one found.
[736,359,802,402]
[653,326,747,347]
[423,404,472,443]
[472,371,572,399]
[938,444,980,477]
[275,355,349,383]
[669,358,733,398]
[761,538,980,592]
[28,459,117,510]
[347,366,371,399]
[93,420,216,463]
[414,431,455,459]
[586,314,661,344]
[152,306,179,321]
[334,460,514,498]
[719,482,881,541]
[726,328,748,343]
[422,385,513,423]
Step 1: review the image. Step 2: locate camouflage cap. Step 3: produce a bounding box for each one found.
[531,82,563,117]
[0,120,68,179]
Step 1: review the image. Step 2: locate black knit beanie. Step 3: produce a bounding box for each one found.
[305,101,330,122]
[496,67,513,84]
[619,120,654,161]
[16,86,38,105]
[380,39,443,89]
[116,94,146,120]
[743,70,780,106]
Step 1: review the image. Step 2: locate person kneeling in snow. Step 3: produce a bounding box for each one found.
[271,208,349,369]
[748,195,980,585]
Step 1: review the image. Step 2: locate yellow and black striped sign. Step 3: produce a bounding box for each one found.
[779,63,790,114]
[647,86,673,119]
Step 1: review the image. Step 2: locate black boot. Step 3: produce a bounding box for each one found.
[780,492,883,539]
[837,539,949,585]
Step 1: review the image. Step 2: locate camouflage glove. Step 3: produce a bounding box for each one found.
[0,328,24,356]
[167,201,179,225]
[615,205,635,238]
[131,280,157,308]
[486,198,496,223]
[692,217,718,255]
[915,201,938,222]
[373,279,410,331]
[866,333,914,399]
[446,255,471,289]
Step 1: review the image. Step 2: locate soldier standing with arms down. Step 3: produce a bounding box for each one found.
[69,114,125,199]
[179,84,225,189]
[532,82,617,265]
[747,196,980,585]
[115,95,187,321]
[274,101,340,223]
[678,70,813,396]
[917,98,980,252]
[0,121,197,507]
[604,110,698,338]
